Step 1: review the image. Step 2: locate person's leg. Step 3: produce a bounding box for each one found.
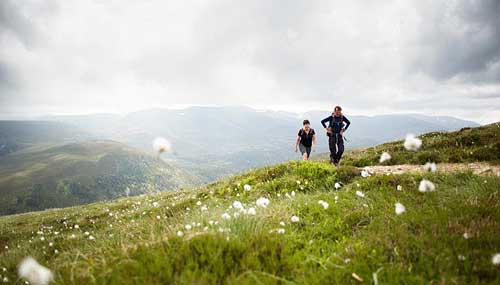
[328,136,336,164]
[336,135,345,164]
[299,144,308,161]
[305,147,312,160]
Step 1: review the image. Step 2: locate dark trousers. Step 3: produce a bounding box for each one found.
[328,133,344,164]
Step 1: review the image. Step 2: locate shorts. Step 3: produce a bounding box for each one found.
[299,143,312,158]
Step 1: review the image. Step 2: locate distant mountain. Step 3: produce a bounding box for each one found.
[0,140,197,216]
[38,106,479,181]
[0,120,94,157]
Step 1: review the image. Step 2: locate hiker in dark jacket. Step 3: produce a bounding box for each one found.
[321,106,351,166]
[295,119,316,160]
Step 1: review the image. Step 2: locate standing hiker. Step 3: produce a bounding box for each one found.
[295,119,316,160]
[321,106,351,166]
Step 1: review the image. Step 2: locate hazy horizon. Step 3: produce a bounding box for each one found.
[1,1,500,124]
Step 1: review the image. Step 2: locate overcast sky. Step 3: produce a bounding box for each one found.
[1,0,499,123]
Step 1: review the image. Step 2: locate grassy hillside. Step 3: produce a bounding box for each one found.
[0,125,499,284]
[0,140,197,216]
[337,122,500,166]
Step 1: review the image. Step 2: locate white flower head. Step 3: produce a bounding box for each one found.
[232,201,244,210]
[152,137,172,154]
[243,184,252,191]
[318,200,329,209]
[18,257,53,285]
[221,213,231,220]
[492,253,500,265]
[395,202,406,215]
[418,179,436,192]
[379,152,391,163]
[423,162,437,173]
[177,230,184,237]
[185,224,192,230]
[334,182,342,190]
[246,207,257,215]
[277,228,285,234]
[396,185,402,191]
[291,215,300,223]
[152,202,159,207]
[256,197,270,208]
[404,134,422,151]
[355,191,365,198]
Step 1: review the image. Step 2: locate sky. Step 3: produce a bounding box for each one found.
[1,0,499,124]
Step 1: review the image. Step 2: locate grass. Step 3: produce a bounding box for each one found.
[336,122,500,167]
[1,160,499,284]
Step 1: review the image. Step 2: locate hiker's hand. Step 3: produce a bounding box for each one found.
[340,129,345,135]
[295,147,298,153]
[325,127,331,133]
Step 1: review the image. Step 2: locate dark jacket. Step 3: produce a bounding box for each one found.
[321,115,351,134]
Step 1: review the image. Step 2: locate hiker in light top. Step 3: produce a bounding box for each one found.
[295,120,316,160]
[321,106,351,166]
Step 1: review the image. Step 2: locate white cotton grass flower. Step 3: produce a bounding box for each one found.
[243,184,252,191]
[418,179,436,192]
[177,230,184,237]
[404,134,422,151]
[152,137,172,154]
[232,201,244,210]
[291,216,300,223]
[318,200,329,209]
[256,197,270,208]
[277,228,285,234]
[246,207,256,215]
[334,182,342,190]
[379,152,391,163]
[492,253,500,265]
[355,191,365,198]
[221,213,231,220]
[18,257,53,285]
[396,185,402,191]
[185,224,192,230]
[395,202,406,215]
[423,162,437,172]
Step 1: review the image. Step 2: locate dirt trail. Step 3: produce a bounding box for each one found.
[362,162,500,176]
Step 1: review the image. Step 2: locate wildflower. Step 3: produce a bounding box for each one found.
[152,137,171,154]
[246,207,256,215]
[379,152,391,163]
[279,221,286,226]
[177,231,184,237]
[196,201,202,206]
[277,228,285,234]
[296,180,301,185]
[463,232,470,239]
[355,191,365,198]
[291,191,296,197]
[318,200,329,209]
[18,257,53,285]
[423,162,437,172]
[404,134,422,151]
[185,224,192,230]
[88,235,95,240]
[395,202,406,215]
[233,212,240,218]
[232,201,244,210]
[221,213,231,220]
[458,255,466,261]
[291,216,300,223]
[74,224,79,229]
[334,182,342,189]
[492,253,500,265]
[243,184,252,191]
[201,205,208,211]
[84,231,90,236]
[256,197,270,208]
[396,185,402,191]
[418,180,436,192]
[156,215,161,220]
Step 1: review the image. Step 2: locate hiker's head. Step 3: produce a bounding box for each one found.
[333,106,342,116]
[303,119,311,131]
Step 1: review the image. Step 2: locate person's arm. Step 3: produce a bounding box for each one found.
[295,131,301,152]
[312,134,316,152]
[341,116,351,134]
[321,116,332,132]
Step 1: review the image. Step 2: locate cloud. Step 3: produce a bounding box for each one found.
[0,0,499,123]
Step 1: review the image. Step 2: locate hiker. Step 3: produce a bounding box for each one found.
[321,106,351,166]
[295,119,316,160]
